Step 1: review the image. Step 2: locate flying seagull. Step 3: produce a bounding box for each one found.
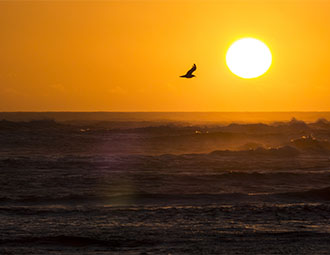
[180,64,196,78]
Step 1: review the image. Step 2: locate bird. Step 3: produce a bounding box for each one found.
[180,64,196,78]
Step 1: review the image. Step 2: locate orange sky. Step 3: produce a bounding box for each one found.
[0,0,329,111]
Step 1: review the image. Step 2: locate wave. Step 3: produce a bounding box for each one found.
[0,145,303,168]
[1,118,330,155]
[278,186,330,201]
[0,235,158,248]
[209,146,301,157]
[2,186,330,206]
[0,194,108,204]
[4,232,329,248]
[0,117,329,133]
[0,193,248,204]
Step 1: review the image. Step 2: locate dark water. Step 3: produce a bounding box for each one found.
[1,115,330,254]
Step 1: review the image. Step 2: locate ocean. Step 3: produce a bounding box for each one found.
[1,112,330,254]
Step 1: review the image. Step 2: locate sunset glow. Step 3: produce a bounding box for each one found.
[0,1,329,111]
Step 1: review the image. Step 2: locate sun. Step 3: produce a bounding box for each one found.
[226,38,272,79]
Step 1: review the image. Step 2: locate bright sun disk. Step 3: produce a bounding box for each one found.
[226,38,272,79]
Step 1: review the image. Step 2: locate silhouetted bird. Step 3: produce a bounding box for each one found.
[180,64,196,78]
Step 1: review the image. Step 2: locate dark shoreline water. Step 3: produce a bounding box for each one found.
[1,115,330,254]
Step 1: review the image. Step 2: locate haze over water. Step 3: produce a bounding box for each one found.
[2,111,330,123]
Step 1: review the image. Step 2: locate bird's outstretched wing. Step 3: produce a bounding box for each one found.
[186,64,196,76]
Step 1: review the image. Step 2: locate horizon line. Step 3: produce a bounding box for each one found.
[1,111,330,113]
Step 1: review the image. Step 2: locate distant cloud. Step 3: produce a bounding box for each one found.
[1,87,19,95]
[50,83,65,93]
[108,86,127,95]
[6,72,17,79]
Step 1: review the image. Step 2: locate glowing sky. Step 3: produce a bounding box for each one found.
[0,0,329,111]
